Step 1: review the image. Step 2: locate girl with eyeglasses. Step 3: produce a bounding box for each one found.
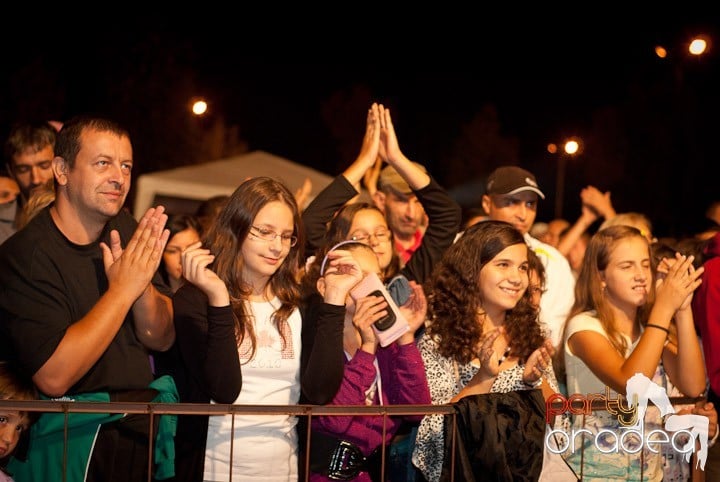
[307,241,430,481]
[163,177,360,481]
[301,103,460,481]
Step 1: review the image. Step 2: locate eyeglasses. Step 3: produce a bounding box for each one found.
[350,229,391,243]
[527,286,546,297]
[249,225,298,247]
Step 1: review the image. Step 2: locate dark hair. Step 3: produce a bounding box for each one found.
[195,195,229,234]
[55,116,129,170]
[167,213,201,239]
[320,202,401,279]
[527,249,546,292]
[159,214,202,286]
[4,121,57,169]
[203,177,304,362]
[0,362,37,406]
[461,207,488,230]
[426,220,545,364]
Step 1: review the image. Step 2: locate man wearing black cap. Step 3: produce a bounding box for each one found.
[482,166,575,350]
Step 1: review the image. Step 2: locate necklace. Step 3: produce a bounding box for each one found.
[497,346,511,365]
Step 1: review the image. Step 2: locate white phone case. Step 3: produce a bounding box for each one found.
[349,272,410,347]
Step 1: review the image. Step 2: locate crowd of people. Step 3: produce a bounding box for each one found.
[0,103,719,482]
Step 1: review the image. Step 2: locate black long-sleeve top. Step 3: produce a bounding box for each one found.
[302,175,462,285]
[156,283,345,482]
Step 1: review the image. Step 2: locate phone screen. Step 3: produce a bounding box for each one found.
[368,290,396,331]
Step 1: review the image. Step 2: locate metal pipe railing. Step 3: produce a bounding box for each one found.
[0,395,706,481]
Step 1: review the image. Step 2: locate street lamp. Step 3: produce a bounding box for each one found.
[654,33,710,212]
[190,97,208,116]
[549,138,581,219]
[654,34,710,61]
[688,37,708,56]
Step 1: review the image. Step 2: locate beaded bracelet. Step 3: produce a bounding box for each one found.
[645,323,670,335]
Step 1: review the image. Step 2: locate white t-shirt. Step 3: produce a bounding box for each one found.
[204,298,302,482]
[525,233,576,349]
[562,311,662,481]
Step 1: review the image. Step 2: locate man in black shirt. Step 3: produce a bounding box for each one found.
[0,116,175,481]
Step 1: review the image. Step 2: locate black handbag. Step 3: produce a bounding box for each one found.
[441,389,546,482]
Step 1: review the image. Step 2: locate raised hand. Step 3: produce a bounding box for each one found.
[352,295,383,352]
[452,329,504,399]
[655,253,704,312]
[475,329,504,377]
[362,155,382,197]
[181,241,229,306]
[378,104,403,163]
[356,103,381,170]
[578,201,599,225]
[580,185,615,219]
[398,281,427,336]
[100,206,170,302]
[320,249,365,305]
[341,103,382,189]
[294,177,313,211]
[523,339,555,386]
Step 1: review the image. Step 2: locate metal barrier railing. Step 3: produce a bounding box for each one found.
[0,395,706,481]
[0,400,457,482]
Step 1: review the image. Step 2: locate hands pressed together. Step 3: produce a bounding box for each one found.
[101,206,170,302]
[655,252,704,313]
[475,329,505,377]
[397,281,427,334]
[522,339,555,387]
[469,332,554,389]
[355,102,409,190]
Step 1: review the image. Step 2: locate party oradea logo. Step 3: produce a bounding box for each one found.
[545,373,710,470]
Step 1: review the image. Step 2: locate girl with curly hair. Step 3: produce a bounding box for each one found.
[412,220,556,482]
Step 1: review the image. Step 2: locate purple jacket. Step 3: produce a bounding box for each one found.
[310,342,431,482]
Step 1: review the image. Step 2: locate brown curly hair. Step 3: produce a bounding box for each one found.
[426,220,545,364]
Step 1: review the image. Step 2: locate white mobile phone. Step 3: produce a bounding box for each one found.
[349,272,410,347]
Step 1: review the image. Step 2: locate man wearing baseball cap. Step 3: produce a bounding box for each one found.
[482,166,576,351]
[374,162,428,264]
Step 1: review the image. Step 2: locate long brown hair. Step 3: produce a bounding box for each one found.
[426,220,544,364]
[567,225,653,355]
[202,177,305,362]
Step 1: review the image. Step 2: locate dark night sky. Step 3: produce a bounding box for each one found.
[2,14,719,237]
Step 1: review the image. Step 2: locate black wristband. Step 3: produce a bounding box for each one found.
[645,323,670,335]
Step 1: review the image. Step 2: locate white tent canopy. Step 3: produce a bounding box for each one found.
[133,150,334,219]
